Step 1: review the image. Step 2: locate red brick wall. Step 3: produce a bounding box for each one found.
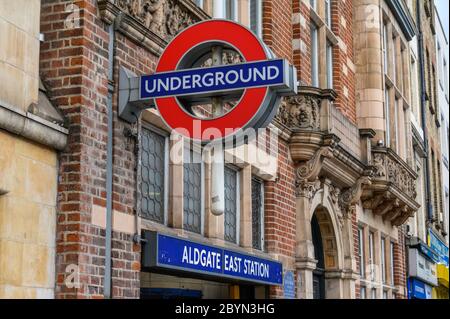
[394,227,407,299]
[330,0,356,123]
[292,0,313,85]
[264,138,297,298]
[262,0,297,299]
[262,0,293,63]
[40,0,141,298]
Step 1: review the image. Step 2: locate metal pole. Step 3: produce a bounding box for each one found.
[210,45,225,216]
[104,22,116,299]
[416,0,433,223]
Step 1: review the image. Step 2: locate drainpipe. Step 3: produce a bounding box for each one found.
[416,2,433,223]
[105,21,116,299]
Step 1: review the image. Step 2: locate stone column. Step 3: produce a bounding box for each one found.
[239,165,252,248]
[341,212,358,299]
[295,180,320,299]
[168,134,184,229]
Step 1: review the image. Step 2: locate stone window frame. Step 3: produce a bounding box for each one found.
[139,122,170,226]
[389,240,395,286]
[381,8,413,160]
[310,1,338,90]
[310,22,320,87]
[380,235,387,284]
[194,0,262,38]
[358,223,397,299]
[360,285,367,299]
[358,225,366,279]
[410,53,422,128]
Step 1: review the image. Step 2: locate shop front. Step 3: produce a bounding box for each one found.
[428,230,449,299]
[407,241,438,299]
[140,231,283,299]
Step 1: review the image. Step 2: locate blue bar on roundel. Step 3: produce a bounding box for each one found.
[139,59,285,100]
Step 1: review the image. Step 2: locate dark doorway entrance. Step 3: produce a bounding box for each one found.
[140,288,202,299]
[311,214,325,299]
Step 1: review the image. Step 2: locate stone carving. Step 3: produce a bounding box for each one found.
[339,176,372,216]
[295,179,321,199]
[296,147,334,183]
[372,151,417,199]
[276,95,321,130]
[373,153,386,177]
[200,51,244,68]
[115,0,199,39]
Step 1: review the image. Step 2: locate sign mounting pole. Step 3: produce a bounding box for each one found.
[210,45,225,216]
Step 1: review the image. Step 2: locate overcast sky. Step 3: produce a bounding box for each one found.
[435,0,449,41]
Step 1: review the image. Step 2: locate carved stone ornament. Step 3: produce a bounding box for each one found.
[339,176,372,216]
[373,153,386,177]
[372,151,417,199]
[295,179,321,199]
[276,95,321,130]
[115,0,199,39]
[296,147,335,182]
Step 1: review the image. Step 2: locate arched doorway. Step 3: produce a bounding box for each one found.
[310,205,341,299]
[311,213,325,299]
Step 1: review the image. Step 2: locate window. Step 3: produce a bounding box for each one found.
[438,42,444,89]
[358,227,365,278]
[383,23,388,75]
[360,286,366,299]
[394,99,399,152]
[224,166,239,243]
[325,0,332,27]
[225,0,238,21]
[371,288,377,299]
[310,0,317,11]
[326,40,333,89]
[194,0,203,8]
[369,232,375,281]
[140,126,168,224]
[411,56,421,126]
[381,237,386,284]
[383,290,388,299]
[250,0,262,37]
[310,23,319,87]
[183,148,203,234]
[390,242,395,285]
[385,87,390,147]
[444,58,449,98]
[252,177,264,250]
[392,36,397,83]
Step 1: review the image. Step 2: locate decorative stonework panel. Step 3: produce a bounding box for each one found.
[277,95,321,130]
[372,150,417,199]
[115,0,203,39]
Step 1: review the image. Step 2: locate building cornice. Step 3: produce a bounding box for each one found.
[0,101,68,151]
[385,0,416,41]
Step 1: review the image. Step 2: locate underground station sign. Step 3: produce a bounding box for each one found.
[119,20,297,143]
[141,231,283,286]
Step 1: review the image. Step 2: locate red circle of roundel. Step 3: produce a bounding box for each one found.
[155,20,269,142]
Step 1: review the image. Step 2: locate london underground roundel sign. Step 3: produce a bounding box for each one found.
[118,20,297,143]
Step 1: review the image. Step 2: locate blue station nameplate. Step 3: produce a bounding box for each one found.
[141,231,283,286]
[139,59,288,100]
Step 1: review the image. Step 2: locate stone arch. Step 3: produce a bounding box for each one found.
[309,188,344,271]
[308,188,347,298]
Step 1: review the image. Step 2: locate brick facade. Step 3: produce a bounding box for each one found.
[37,0,416,299]
[40,0,142,298]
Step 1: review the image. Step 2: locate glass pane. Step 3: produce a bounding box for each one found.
[224,167,237,243]
[140,128,165,223]
[183,153,202,234]
[252,178,263,250]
